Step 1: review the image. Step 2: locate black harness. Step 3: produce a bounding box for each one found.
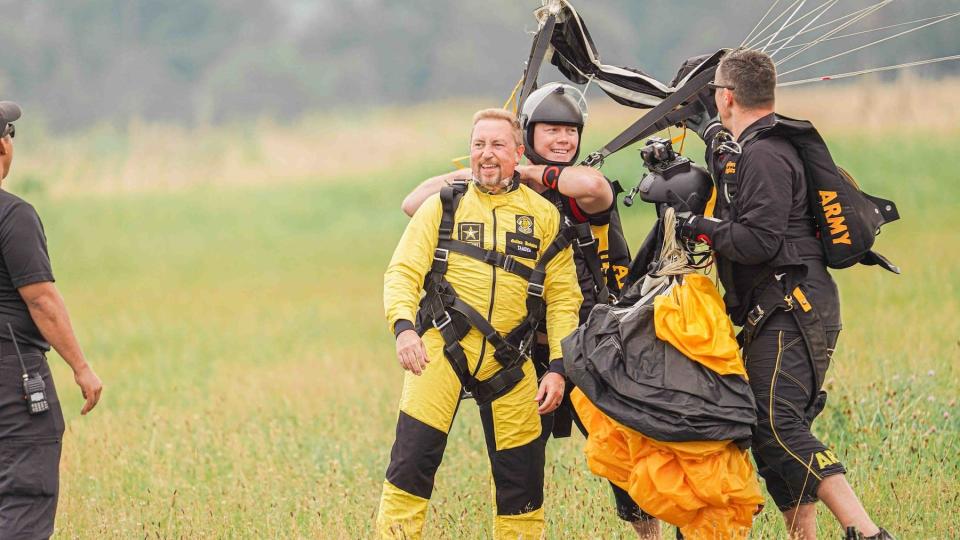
[414,181,582,406]
[740,275,831,413]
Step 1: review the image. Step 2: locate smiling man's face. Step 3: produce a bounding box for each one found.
[470,118,523,192]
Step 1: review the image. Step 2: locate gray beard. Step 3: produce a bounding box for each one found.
[472,171,512,195]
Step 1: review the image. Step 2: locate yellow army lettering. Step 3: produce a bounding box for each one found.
[815,449,840,470]
[818,190,852,245]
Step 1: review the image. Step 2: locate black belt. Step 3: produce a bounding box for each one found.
[0,340,46,357]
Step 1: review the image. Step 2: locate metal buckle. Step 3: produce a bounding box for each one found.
[577,233,595,247]
[434,248,449,262]
[582,151,604,168]
[432,311,452,330]
[746,305,764,327]
[527,283,545,297]
[502,255,517,273]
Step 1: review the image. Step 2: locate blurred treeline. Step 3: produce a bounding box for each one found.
[0,0,956,131]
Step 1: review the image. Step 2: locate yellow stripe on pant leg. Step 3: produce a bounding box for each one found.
[494,507,546,540]
[377,480,430,540]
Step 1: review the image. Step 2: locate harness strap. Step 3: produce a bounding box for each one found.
[741,277,832,409]
[568,221,612,302]
[581,68,717,167]
[518,13,558,108]
[439,181,468,240]
[429,295,531,406]
[436,238,534,281]
[417,178,582,405]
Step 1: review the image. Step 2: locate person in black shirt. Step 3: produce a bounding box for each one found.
[0,101,103,539]
[679,50,891,540]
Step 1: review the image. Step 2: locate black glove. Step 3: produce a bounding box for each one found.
[684,106,720,141]
[665,190,700,242]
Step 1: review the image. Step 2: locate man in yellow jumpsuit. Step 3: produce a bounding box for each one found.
[378,108,582,539]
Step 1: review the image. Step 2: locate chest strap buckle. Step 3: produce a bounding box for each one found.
[527,283,545,297]
[502,255,517,273]
[432,311,453,330]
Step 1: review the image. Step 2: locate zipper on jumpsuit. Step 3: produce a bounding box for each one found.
[473,207,498,379]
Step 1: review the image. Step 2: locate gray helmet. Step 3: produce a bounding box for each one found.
[638,157,713,215]
[519,83,586,166]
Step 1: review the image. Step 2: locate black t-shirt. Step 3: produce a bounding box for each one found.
[704,114,841,331]
[0,190,55,350]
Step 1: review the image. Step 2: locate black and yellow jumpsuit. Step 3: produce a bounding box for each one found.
[379,182,581,539]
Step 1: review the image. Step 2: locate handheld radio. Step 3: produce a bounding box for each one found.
[6,323,48,415]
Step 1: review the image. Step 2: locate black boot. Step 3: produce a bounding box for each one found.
[845,526,896,540]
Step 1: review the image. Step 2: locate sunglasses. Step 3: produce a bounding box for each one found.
[1,123,13,139]
[707,82,735,91]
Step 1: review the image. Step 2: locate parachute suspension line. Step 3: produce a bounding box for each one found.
[503,75,524,114]
[451,155,470,169]
[741,0,782,47]
[747,0,893,48]
[774,0,892,67]
[578,74,597,120]
[760,0,808,53]
[769,0,840,58]
[762,0,891,52]
[748,0,841,50]
[778,12,960,77]
[790,453,819,537]
[777,54,960,87]
[653,207,696,277]
[745,0,805,51]
[770,12,960,53]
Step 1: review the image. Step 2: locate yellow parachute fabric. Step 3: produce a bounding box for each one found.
[572,390,762,539]
[571,273,763,539]
[653,273,746,377]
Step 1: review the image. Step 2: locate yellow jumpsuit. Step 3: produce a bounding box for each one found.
[379,182,581,539]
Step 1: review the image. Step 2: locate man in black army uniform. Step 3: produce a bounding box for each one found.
[679,49,893,540]
[0,101,103,539]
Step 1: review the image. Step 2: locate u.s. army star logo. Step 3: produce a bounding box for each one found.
[516,215,534,235]
[458,222,484,247]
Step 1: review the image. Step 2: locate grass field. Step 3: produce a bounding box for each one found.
[11,87,960,538]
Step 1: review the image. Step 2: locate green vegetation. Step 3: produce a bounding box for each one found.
[23,123,959,538]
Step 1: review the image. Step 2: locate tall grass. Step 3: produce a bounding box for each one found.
[11,78,960,197]
[8,82,958,538]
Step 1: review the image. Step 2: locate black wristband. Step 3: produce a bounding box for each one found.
[542,165,565,190]
[548,358,565,376]
[393,319,415,337]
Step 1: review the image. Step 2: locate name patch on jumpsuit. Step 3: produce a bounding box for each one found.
[505,232,540,260]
